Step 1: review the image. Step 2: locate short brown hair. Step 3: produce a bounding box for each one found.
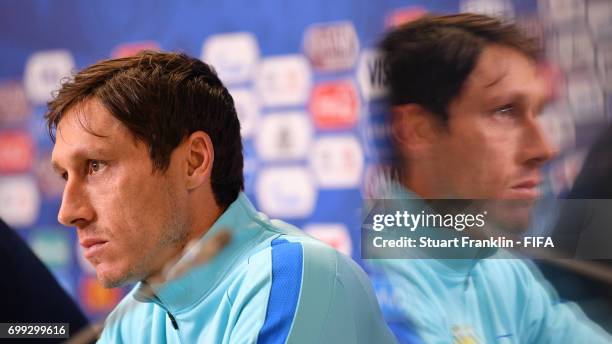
[46,51,244,207]
[382,13,541,120]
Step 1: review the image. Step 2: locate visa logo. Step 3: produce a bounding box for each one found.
[357,50,388,100]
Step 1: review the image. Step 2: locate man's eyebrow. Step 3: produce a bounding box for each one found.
[50,147,112,173]
[486,90,550,115]
[485,91,521,105]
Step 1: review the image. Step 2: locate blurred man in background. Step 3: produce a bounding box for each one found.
[367,13,611,343]
[46,51,396,343]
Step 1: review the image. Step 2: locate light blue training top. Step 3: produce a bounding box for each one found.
[98,192,397,344]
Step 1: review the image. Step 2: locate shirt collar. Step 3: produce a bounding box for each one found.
[133,192,265,314]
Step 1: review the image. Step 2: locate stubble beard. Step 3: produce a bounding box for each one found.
[101,184,191,289]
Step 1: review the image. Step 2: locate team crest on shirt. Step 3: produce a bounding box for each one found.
[452,325,481,344]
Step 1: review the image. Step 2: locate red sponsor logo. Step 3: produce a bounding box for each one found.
[0,131,34,173]
[112,41,160,58]
[309,80,359,129]
[79,277,123,313]
[385,7,427,28]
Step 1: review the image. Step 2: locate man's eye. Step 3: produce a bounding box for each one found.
[494,104,516,117]
[61,172,68,181]
[87,160,107,175]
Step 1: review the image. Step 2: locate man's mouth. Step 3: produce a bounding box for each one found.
[80,238,109,259]
[509,180,540,199]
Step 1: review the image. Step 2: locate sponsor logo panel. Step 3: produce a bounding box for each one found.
[309,80,359,130]
[0,131,34,173]
[24,50,75,104]
[309,135,364,188]
[256,55,312,107]
[357,49,387,101]
[202,32,260,85]
[0,176,40,228]
[255,112,313,161]
[0,81,31,125]
[256,166,316,218]
[303,21,359,72]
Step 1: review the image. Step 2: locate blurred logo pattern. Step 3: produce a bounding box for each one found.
[310,80,359,130]
[256,166,316,218]
[0,131,34,173]
[202,32,260,85]
[309,135,364,188]
[0,176,40,228]
[357,49,387,101]
[0,82,31,125]
[256,55,312,106]
[303,21,359,72]
[24,50,75,104]
[256,112,313,161]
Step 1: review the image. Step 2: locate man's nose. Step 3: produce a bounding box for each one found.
[521,117,558,167]
[58,179,95,228]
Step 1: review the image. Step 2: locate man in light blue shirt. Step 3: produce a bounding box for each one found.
[47,51,397,343]
[366,13,612,343]
[100,192,395,343]
[367,182,611,343]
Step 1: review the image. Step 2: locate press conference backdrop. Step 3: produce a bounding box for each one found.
[0,0,610,320]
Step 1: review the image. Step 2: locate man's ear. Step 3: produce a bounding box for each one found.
[184,131,214,191]
[391,104,443,159]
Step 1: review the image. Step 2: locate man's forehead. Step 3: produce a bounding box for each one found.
[469,60,510,89]
[51,99,133,164]
[56,99,124,139]
[466,46,546,95]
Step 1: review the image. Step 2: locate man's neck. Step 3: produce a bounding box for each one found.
[145,201,225,286]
